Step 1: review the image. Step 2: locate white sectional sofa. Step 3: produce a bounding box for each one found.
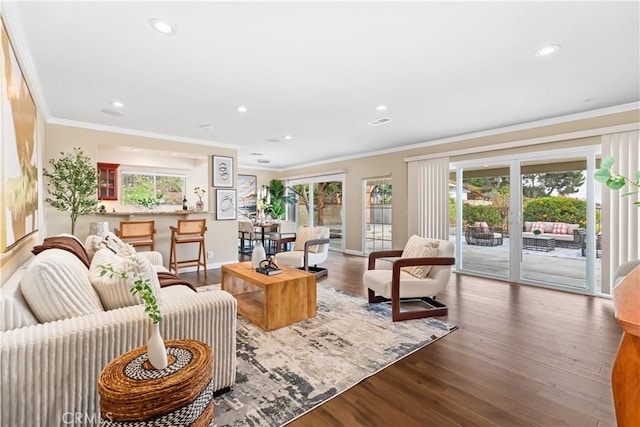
[0,235,237,426]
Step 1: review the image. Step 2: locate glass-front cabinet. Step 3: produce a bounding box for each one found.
[97,162,119,200]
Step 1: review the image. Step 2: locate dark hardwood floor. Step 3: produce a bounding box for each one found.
[182,251,620,427]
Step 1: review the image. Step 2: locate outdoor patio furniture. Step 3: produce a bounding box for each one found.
[523,235,556,252]
[465,226,503,246]
[574,228,602,258]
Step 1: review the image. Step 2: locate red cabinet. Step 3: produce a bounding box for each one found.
[97,163,119,200]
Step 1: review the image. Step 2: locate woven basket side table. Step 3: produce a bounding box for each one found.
[98,339,214,426]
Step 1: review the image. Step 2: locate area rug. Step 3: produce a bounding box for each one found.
[198,283,457,427]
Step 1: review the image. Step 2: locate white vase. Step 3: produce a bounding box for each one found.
[252,241,266,269]
[147,322,168,369]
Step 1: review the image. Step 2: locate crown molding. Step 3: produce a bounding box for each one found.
[47,117,240,150]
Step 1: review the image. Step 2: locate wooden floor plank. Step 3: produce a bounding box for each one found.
[182,251,619,427]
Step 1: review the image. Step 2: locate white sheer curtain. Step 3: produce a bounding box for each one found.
[407,156,450,240]
[601,131,640,294]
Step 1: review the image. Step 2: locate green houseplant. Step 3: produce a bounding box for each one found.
[265,179,296,220]
[594,156,640,206]
[43,148,98,234]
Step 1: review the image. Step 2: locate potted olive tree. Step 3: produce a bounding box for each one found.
[44,148,98,234]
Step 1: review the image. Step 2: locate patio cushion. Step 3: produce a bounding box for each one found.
[531,222,545,233]
[474,221,490,232]
[552,223,569,234]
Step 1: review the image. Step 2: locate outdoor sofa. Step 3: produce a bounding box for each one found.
[522,221,582,248]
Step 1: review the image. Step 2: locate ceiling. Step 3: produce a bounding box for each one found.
[4,1,639,170]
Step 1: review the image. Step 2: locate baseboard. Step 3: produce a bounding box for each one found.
[344,249,366,257]
[176,259,238,273]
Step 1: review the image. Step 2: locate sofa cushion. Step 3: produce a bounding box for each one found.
[293,226,322,253]
[0,265,39,331]
[20,249,104,323]
[401,235,440,279]
[89,249,161,310]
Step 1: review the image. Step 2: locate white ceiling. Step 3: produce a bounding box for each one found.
[4,1,640,170]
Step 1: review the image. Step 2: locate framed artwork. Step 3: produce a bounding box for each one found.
[212,155,233,187]
[216,189,236,220]
[237,174,257,217]
[1,20,38,252]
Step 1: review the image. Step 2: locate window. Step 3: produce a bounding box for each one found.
[364,177,392,253]
[121,172,186,206]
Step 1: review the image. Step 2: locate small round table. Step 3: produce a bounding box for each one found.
[98,339,214,426]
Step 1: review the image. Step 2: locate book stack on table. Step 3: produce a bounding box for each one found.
[256,267,282,276]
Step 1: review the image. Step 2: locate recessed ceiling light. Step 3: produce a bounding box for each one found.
[257,159,270,164]
[375,105,387,111]
[200,124,214,130]
[130,148,141,152]
[237,106,248,113]
[535,45,560,57]
[111,100,124,108]
[283,135,292,140]
[150,18,175,35]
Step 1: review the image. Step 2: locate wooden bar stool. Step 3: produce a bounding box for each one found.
[115,220,156,251]
[169,219,207,277]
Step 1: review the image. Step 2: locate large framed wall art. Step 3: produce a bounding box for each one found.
[212,155,233,188]
[237,174,257,217]
[1,19,38,252]
[216,189,237,220]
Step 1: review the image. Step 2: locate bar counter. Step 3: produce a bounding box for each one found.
[85,211,217,270]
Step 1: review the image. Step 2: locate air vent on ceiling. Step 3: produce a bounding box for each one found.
[368,117,393,126]
[257,159,271,164]
[100,108,123,116]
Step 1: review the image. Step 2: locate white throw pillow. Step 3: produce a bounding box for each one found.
[20,249,104,323]
[401,235,440,279]
[293,226,322,253]
[84,235,103,261]
[89,248,161,310]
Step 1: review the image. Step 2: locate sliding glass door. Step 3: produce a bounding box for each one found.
[363,177,392,253]
[453,147,600,294]
[289,174,345,251]
[455,164,510,278]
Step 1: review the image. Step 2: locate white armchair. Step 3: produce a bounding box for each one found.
[275,226,331,278]
[363,236,455,321]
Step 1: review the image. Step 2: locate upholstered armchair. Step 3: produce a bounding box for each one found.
[363,236,455,322]
[275,226,331,278]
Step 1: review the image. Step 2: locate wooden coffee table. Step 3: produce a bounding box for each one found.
[221,261,316,331]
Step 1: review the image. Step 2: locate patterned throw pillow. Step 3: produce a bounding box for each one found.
[293,226,322,253]
[552,223,569,235]
[401,235,440,279]
[530,222,546,233]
